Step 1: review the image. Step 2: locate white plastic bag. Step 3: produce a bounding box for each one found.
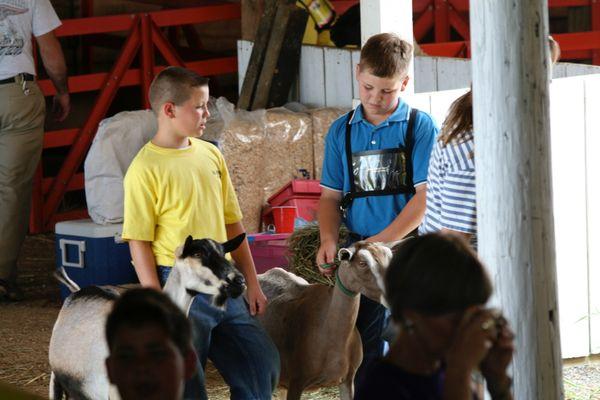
[84,110,157,224]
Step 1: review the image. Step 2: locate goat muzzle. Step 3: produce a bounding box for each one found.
[225,274,246,298]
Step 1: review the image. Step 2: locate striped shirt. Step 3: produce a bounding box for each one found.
[419,136,477,238]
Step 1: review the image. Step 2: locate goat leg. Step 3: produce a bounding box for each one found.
[285,381,305,400]
[339,374,355,400]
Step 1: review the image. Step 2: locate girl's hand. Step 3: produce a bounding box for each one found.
[480,317,515,389]
[446,307,498,374]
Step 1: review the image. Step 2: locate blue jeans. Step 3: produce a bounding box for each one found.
[355,295,388,387]
[158,267,280,400]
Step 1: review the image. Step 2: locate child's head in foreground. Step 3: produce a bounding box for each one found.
[357,33,413,118]
[105,288,197,400]
[386,233,492,324]
[148,66,210,138]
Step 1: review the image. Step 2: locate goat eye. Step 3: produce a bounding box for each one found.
[359,261,368,268]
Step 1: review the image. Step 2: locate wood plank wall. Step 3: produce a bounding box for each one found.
[238,40,600,107]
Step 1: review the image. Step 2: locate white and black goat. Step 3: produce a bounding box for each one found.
[48,234,246,400]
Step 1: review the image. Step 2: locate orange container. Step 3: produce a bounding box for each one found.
[272,206,297,233]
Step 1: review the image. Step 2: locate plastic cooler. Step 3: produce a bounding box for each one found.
[248,233,290,274]
[55,219,138,299]
[263,180,322,229]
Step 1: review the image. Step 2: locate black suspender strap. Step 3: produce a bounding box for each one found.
[404,108,418,192]
[340,107,419,213]
[344,111,356,195]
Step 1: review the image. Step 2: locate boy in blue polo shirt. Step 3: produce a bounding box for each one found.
[316,33,438,385]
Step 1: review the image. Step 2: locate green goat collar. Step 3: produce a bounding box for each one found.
[335,269,358,298]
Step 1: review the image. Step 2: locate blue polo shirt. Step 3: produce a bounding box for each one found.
[321,99,438,237]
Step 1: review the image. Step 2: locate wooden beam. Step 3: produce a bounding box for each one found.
[251,1,295,110]
[237,0,278,110]
[241,0,263,41]
[470,1,563,399]
[266,7,309,108]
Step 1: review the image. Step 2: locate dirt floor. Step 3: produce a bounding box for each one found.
[0,234,599,399]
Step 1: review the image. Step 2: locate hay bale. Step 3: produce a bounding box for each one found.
[287,224,350,286]
[220,102,267,233]
[263,109,314,198]
[309,108,348,179]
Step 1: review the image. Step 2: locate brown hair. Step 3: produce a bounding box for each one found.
[148,66,209,113]
[359,33,413,78]
[105,288,192,356]
[438,90,473,147]
[385,233,492,321]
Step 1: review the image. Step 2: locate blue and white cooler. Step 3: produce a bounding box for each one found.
[55,219,138,299]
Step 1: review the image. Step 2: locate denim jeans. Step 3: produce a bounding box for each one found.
[158,267,280,400]
[354,295,388,387]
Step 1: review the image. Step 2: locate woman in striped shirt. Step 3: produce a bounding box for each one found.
[419,37,561,245]
[419,90,477,243]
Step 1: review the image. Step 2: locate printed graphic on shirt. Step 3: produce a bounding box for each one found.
[0,1,28,60]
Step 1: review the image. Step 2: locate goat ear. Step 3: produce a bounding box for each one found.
[338,248,353,261]
[222,233,246,254]
[184,235,194,249]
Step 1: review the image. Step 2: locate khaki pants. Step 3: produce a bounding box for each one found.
[0,80,45,281]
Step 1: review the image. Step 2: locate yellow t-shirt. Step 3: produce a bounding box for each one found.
[122,138,242,267]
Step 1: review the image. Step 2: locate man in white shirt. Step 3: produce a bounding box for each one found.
[0,0,69,301]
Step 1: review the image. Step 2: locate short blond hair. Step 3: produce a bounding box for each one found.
[359,33,413,78]
[148,67,209,113]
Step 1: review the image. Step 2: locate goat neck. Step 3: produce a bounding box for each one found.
[323,264,361,338]
[162,266,195,314]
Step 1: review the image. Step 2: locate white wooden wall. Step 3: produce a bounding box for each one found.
[402,76,600,360]
[237,40,600,107]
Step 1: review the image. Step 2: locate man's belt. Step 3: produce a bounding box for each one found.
[0,73,35,85]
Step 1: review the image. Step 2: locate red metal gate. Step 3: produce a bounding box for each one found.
[31,3,240,233]
[413,0,600,62]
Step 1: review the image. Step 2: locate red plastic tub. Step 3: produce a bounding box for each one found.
[248,233,290,274]
[263,180,322,228]
[267,179,321,206]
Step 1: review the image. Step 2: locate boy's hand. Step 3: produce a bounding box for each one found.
[246,281,268,316]
[316,240,337,276]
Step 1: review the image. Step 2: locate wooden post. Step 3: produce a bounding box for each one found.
[241,0,263,41]
[359,0,414,93]
[470,2,563,399]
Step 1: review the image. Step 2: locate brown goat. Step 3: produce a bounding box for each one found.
[257,241,394,400]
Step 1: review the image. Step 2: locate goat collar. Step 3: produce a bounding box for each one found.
[335,268,358,298]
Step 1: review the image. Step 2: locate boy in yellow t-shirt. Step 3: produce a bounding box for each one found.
[122,67,279,400]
